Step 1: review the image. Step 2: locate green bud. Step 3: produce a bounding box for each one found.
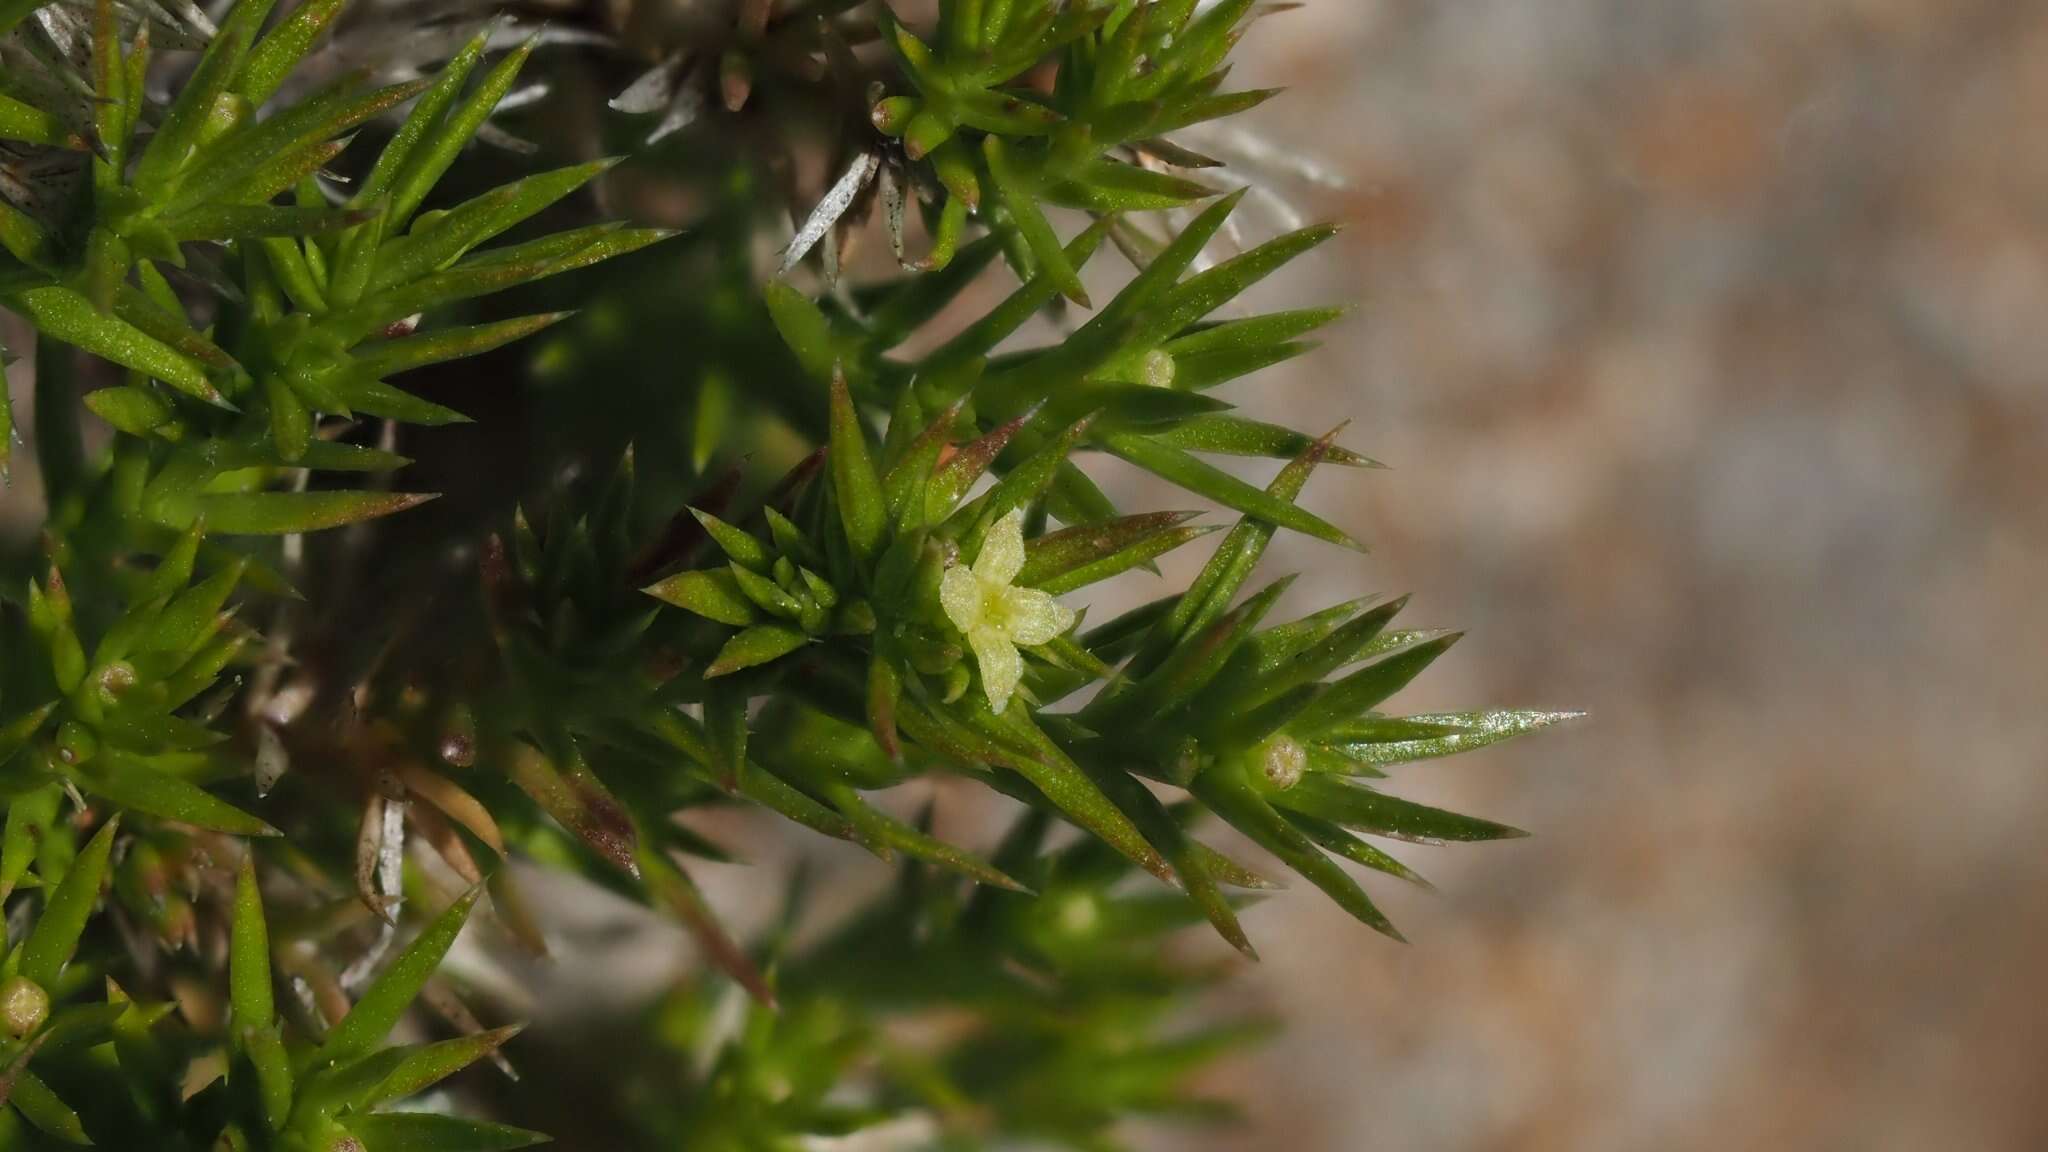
[1,975,49,1037]
[1141,348,1177,388]
[56,720,99,766]
[1255,734,1306,792]
[941,662,971,704]
[95,660,137,706]
[871,95,920,136]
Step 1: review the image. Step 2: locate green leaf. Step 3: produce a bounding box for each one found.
[1319,710,1582,768]
[1164,306,1349,358]
[922,219,1112,376]
[371,158,619,292]
[357,27,490,206]
[344,1113,548,1151]
[1048,159,1216,212]
[9,1070,88,1145]
[1193,762,1400,939]
[702,680,749,790]
[230,854,273,1028]
[927,411,1027,518]
[984,136,1089,306]
[0,702,57,771]
[829,372,887,560]
[387,37,540,228]
[1102,432,1359,549]
[134,0,277,188]
[164,201,380,242]
[190,491,438,535]
[764,279,840,385]
[83,386,175,437]
[705,624,809,678]
[0,90,80,150]
[349,313,573,378]
[69,751,278,837]
[643,569,757,627]
[20,818,119,986]
[0,783,62,903]
[169,76,436,214]
[1282,809,1433,888]
[821,782,1026,892]
[149,557,245,655]
[951,415,1093,554]
[1289,634,1461,734]
[921,697,1171,884]
[8,286,224,406]
[727,562,803,620]
[637,845,773,1004]
[318,885,483,1065]
[1271,775,1527,844]
[1135,430,1342,675]
[0,334,14,480]
[316,1026,522,1112]
[503,741,639,876]
[237,0,350,108]
[687,508,770,571]
[1146,414,1379,466]
[1019,512,1213,594]
[248,1021,295,1130]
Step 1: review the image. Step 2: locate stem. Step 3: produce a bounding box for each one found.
[33,334,83,508]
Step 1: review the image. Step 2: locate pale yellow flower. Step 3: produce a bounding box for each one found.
[939,509,1076,714]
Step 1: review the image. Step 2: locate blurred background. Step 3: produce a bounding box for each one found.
[1176,0,2048,1148]
[8,0,2048,1148]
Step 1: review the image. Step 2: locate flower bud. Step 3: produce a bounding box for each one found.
[1256,735,1307,792]
[2,975,49,1038]
[1140,349,1177,389]
[56,719,98,766]
[871,95,919,136]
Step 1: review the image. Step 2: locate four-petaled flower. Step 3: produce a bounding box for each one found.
[940,509,1076,714]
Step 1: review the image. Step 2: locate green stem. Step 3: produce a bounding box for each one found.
[33,335,83,508]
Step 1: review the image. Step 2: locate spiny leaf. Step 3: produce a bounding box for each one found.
[1272,775,1527,845]
[1289,633,1462,734]
[370,158,620,292]
[1319,710,1583,768]
[638,843,773,1005]
[1019,512,1213,594]
[643,569,758,627]
[705,624,809,677]
[134,0,277,188]
[829,371,887,560]
[1193,763,1400,939]
[230,854,273,1029]
[1103,432,1359,549]
[21,818,119,986]
[69,751,278,837]
[190,490,438,535]
[7,286,224,406]
[318,885,483,1065]
[237,0,350,108]
[0,784,62,903]
[821,782,1027,892]
[387,36,540,228]
[8,1070,88,1144]
[318,1026,523,1111]
[349,313,574,378]
[342,1112,548,1151]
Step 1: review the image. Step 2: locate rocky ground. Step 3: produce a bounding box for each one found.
[1166,1,2048,1148]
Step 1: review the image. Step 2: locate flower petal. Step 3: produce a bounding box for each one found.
[940,565,984,634]
[1002,587,1076,647]
[974,508,1027,586]
[968,626,1023,714]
